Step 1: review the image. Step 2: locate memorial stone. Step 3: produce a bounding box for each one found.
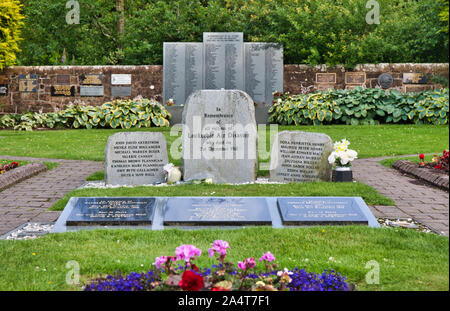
[244,43,283,106]
[0,84,7,96]
[182,90,258,183]
[269,131,333,182]
[80,85,104,96]
[80,74,103,85]
[51,85,75,96]
[105,132,168,185]
[111,86,132,97]
[111,74,132,85]
[19,74,38,92]
[163,43,203,106]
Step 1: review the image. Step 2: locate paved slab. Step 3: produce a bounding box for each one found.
[353,156,449,236]
[0,156,103,235]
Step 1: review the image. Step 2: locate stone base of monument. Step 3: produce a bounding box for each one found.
[51,196,380,233]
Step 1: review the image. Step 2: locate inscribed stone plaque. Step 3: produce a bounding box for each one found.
[269,131,333,182]
[51,85,75,96]
[245,43,283,106]
[345,72,366,85]
[182,90,258,183]
[403,84,434,93]
[56,75,70,85]
[0,75,8,84]
[316,84,335,91]
[111,86,132,97]
[316,73,336,84]
[203,32,244,90]
[378,73,393,89]
[19,74,38,92]
[277,197,369,225]
[164,197,271,226]
[80,74,103,85]
[80,86,104,96]
[403,73,427,84]
[111,74,132,85]
[66,197,155,226]
[0,85,7,96]
[105,132,168,186]
[163,42,203,106]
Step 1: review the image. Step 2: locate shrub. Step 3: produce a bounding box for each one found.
[0,97,171,131]
[0,0,24,70]
[269,88,449,126]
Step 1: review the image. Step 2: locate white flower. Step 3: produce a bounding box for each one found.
[204,178,213,184]
[277,98,283,104]
[150,85,155,90]
[328,152,336,165]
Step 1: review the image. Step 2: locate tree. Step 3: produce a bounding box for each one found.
[0,0,24,70]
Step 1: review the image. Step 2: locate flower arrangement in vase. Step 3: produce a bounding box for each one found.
[328,139,358,182]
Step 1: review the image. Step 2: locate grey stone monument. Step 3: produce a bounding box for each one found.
[163,42,204,106]
[182,89,258,183]
[245,43,283,106]
[269,131,333,182]
[203,32,244,90]
[105,132,168,186]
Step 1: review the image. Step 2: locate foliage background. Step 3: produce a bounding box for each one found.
[16,0,449,67]
[0,0,24,70]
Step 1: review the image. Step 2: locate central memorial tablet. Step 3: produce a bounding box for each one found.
[66,197,156,226]
[164,197,272,226]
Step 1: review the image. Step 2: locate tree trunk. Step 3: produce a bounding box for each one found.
[117,0,125,35]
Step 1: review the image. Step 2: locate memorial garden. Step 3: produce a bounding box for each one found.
[0,0,449,294]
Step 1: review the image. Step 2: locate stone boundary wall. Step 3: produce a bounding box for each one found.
[393,160,449,191]
[0,63,448,114]
[0,163,47,192]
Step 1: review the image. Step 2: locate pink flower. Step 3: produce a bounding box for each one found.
[208,240,230,258]
[238,257,256,270]
[175,245,202,263]
[259,251,276,262]
[154,256,176,269]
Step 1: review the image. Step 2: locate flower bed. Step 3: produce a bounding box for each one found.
[85,241,350,291]
[0,160,20,175]
[0,162,47,192]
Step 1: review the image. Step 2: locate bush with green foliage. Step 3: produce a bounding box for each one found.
[269,88,449,126]
[16,0,449,67]
[0,98,171,131]
[0,0,24,70]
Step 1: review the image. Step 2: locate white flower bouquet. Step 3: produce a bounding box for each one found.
[328,139,358,167]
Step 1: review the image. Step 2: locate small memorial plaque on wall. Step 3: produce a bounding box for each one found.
[403,73,427,84]
[51,85,75,97]
[80,74,103,85]
[315,73,336,84]
[111,86,132,97]
[56,75,71,85]
[19,74,38,92]
[111,74,132,85]
[0,75,8,85]
[345,72,366,85]
[80,86,104,96]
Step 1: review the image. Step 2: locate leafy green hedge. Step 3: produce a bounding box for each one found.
[269,88,449,126]
[0,98,171,131]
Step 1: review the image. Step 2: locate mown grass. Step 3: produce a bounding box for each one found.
[0,125,448,162]
[0,159,59,171]
[50,181,395,211]
[0,227,447,291]
[379,154,439,168]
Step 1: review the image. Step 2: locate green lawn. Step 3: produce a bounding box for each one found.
[0,125,448,162]
[0,227,447,291]
[379,154,440,167]
[1,159,59,171]
[50,181,395,211]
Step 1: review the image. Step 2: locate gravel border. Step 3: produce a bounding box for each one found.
[392,160,449,191]
[0,162,47,192]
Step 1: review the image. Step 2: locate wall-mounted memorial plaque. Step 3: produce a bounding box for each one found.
[51,85,75,96]
[403,85,434,93]
[80,85,104,96]
[316,84,335,91]
[164,197,272,226]
[316,73,336,84]
[163,42,203,106]
[378,73,393,89]
[345,72,366,85]
[0,75,8,85]
[105,132,168,186]
[269,131,333,182]
[66,197,156,226]
[80,74,103,85]
[111,74,132,85]
[203,32,244,90]
[403,73,427,84]
[0,85,7,96]
[111,86,132,97]
[19,74,38,92]
[56,75,70,85]
[277,197,369,225]
[182,90,258,184]
[244,43,283,106]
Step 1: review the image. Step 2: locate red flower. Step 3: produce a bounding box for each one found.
[419,154,425,160]
[178,270,204,291]
[212,287,230,291]
[434,164,443,170]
